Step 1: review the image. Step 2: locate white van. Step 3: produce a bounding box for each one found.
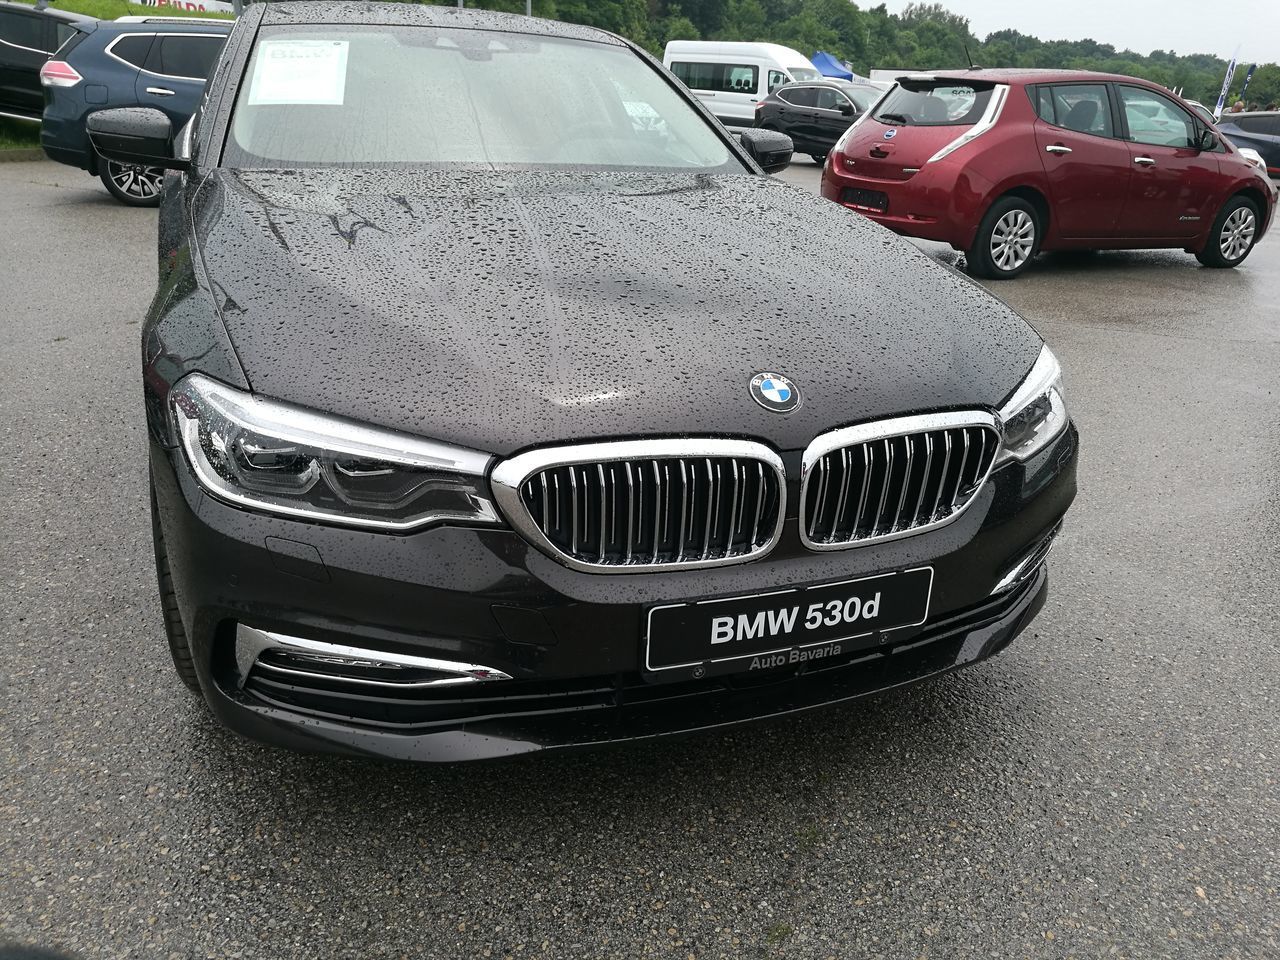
[663,41,822,128]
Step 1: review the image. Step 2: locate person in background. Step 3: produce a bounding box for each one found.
[1266,102,1279,111]
[1246,102,1260,112]
[1230,100,1245,112]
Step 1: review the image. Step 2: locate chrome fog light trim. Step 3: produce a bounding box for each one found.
[234,624,513,690]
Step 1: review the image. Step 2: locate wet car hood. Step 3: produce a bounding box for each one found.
[193,168,1042,456]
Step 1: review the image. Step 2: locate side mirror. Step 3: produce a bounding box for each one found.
[737,127,793,173]
[1195,126,1218,151]
[839,103,855,117]
[87,107,188,171]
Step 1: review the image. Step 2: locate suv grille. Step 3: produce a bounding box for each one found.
[801,413,1000,549]
[491,440,786,572]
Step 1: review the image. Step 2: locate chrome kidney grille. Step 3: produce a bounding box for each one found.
[801,412,1001,550]
[490,440,786,572]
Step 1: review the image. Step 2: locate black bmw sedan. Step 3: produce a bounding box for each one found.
[89,2,1077,762]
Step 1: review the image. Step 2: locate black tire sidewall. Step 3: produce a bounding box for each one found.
[99,162,163,208]
[969,197,1040,280]
[1199,196,1259,268]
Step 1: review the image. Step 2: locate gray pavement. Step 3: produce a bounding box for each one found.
[2,157,1278,960]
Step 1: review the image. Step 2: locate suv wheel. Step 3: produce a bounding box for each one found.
[810,153,828,164]
[100,161,164,207]
[151,485,201,693]
[1196,196,1259,268]
[967,197,1040,280]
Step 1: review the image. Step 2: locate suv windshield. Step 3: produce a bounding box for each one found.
[225,25,743,172]
[873,79,994,126]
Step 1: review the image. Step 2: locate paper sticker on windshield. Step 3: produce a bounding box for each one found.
[247,40,349,106]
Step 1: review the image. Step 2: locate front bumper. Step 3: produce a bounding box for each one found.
[151,424,1078,762]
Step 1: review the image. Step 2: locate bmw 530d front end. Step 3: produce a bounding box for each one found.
[122,2,1077,762]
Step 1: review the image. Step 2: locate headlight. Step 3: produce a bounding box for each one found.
[169,374,500,531]
[1237,147,1267,172]
[997,345,1069,463]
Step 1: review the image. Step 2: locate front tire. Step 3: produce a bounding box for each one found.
[151,486,201,693]
[809,153,828,164]
[1196,196,1259,268]
[99,161,164,207]
[967,197,1040,280]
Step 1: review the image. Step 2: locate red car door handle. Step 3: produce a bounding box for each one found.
[1045,144,1072,154]
[1134,156,1157,166]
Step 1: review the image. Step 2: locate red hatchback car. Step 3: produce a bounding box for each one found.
[821,69,1278,278]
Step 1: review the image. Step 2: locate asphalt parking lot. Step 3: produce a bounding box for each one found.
[2,156,1278,960]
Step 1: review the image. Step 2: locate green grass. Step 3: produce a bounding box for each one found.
[0,118,42,150]
[12,0,233,19]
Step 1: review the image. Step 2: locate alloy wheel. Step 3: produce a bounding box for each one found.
[990,209,1036,272]
[107,161,164,201]
[1219,207,1256,261]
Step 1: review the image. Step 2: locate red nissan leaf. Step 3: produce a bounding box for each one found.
[820,69,1277,278]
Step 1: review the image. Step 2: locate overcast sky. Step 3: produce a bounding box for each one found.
[877,1,1279,63]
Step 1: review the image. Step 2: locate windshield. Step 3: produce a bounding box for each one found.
[843,86,881,111]
[789,67,822,81]
[225,25,743,172]
[873,80,994,126]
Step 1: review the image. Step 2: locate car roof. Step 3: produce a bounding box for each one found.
[259,2,623,46]
[97,15,232,33]
[1222,111,1280,120]
[0,1,94,24]
[779,78,875,89]
[898,67,1169,87]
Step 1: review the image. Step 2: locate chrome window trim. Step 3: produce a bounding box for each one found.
[799,411,1002,552]
[105,31,226,82]
[0,15,52,56]
[234,625,513,690]
[491,438,787,574]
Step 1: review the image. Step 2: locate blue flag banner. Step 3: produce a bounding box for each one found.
[1213,52,1240,119]
[1239,64,1257,104]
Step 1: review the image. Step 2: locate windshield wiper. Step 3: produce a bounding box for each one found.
[877,112,910,125]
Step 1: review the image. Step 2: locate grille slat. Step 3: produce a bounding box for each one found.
[803,416,1000,549]
[509,444,784,571]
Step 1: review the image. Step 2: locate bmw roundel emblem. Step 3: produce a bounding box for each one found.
[883,128,897,140]
[749,372,801,414]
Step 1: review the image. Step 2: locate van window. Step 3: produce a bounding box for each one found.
[873,79,994,126]
[670,61,759,95]
[767,69,788,93]
[789,67,821,81]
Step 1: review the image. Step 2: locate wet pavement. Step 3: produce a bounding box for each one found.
[2,158,1278,959]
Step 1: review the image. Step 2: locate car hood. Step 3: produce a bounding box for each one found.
[192,168,1041,456]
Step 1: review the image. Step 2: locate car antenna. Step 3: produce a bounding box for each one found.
[964,44,979,70]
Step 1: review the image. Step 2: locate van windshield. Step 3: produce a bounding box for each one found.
[225,25,744,172]
[873,79,994,126]
[789,67,822,81]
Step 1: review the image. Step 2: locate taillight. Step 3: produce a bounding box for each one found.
[40,61,82,88]
[755,100,766,111]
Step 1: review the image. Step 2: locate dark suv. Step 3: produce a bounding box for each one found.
[0,0,92,122]
[40,15,229,204]
[1217,111,1280,179]
[754,79,882,163]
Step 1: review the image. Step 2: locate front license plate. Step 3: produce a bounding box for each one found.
[645,567,933,674]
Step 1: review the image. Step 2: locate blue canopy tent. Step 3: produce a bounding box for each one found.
[811,51,854,81]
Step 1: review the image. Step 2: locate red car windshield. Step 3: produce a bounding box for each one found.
[873,79,995,126]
